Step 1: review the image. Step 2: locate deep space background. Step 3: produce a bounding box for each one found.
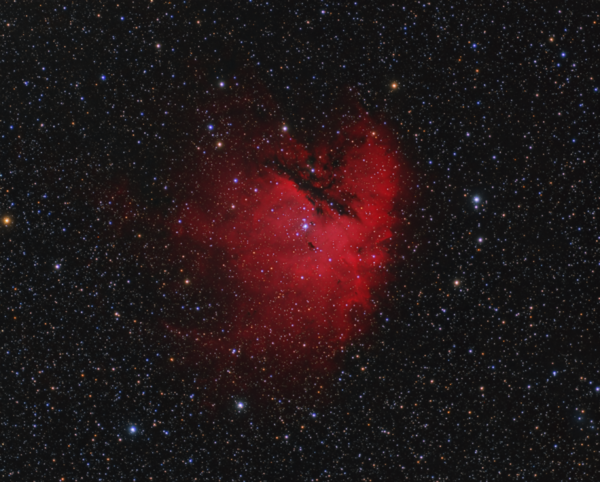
[2,2,599,481]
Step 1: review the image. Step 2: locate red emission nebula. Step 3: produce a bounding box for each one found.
[166,85,405,395]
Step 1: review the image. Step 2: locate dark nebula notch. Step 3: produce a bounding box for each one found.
[165,84,405,399]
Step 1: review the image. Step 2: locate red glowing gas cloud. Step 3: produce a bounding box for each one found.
[167,85,404,393]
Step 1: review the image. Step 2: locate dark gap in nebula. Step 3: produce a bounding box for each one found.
[266,154,358,218]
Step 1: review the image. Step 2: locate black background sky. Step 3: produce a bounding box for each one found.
[2,1,599,480]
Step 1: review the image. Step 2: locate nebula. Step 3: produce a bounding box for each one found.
[163,84,404,398]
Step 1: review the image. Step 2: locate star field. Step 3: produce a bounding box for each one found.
[2,2,599,480]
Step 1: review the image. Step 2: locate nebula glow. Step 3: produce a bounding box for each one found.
[165,88,404,395]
